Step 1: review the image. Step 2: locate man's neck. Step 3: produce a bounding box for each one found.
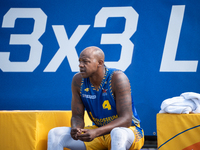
[89,66,106,90]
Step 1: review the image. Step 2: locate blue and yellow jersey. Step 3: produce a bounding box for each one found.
[80,67,141,127]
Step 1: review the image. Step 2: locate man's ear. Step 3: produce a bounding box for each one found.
[98,59,104,67]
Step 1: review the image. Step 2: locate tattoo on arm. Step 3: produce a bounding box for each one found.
[71,115,84,128]
[71,102,85,128]
[73,79,81,88]
[113,74,132,114]
[71,75,85,128]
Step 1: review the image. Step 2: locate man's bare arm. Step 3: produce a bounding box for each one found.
[71,73,85,128]
[70,73,85,140]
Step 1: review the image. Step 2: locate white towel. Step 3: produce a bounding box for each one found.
[159,92,200,114]
[181,92,200,113]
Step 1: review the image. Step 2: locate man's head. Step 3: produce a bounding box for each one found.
[79,46,105,78]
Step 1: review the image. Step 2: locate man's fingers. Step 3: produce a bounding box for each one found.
[70,128,82,140]
[77,132,92,141]
[77,135,92,142]
[80,129,88,133]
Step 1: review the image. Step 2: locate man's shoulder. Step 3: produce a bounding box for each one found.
[111,70,129,83]
[73,72,82,79]
[72,73,82,87]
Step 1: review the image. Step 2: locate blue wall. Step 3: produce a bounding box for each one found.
[0,0,200,135]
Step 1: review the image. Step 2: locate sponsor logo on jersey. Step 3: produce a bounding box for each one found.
[102,88,108,96]
[82,94,96,99]
[84,88,90,92]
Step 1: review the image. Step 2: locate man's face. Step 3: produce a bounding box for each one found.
[79,49,98,78]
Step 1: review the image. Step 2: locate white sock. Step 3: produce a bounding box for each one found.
[47,127,86,150]
[111,127,135,150]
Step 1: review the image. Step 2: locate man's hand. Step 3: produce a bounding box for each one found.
[70,128,82,140]
[77,129,97,142]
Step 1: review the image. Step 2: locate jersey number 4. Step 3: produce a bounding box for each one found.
[102,100,111,110]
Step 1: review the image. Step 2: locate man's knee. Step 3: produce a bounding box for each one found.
[48,128,56,139]
[110,127,135,150]
[111,127,125,141]
[48,127,71,139]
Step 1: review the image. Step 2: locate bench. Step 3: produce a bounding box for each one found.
[157,113,200,150]
[0,111,92,150]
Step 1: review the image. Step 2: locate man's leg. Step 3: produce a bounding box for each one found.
[47,127,86,150]
[110,127,135,150]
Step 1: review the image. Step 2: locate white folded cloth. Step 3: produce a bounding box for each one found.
[159,92,200,114]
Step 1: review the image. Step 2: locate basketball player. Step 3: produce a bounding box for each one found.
[48,46,144,150]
